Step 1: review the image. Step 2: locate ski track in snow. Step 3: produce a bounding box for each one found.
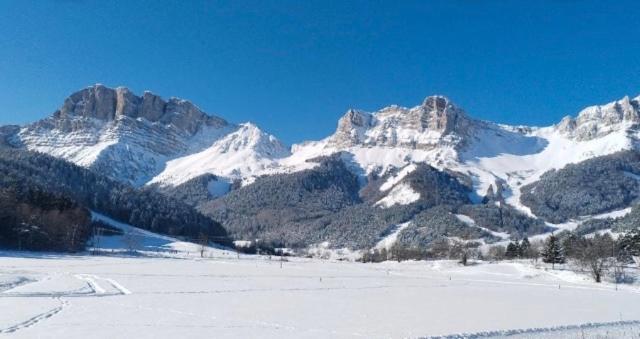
[1,250,639,338]
[0,273,132,335]
[0,297,68,334]
[427,320,640,339]
[0,277,37,293]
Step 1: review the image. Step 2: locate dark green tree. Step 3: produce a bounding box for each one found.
[542,234,565,268]
[519,237,531,258]
[505,241,520,259]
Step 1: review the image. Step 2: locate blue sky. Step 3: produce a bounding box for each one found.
[1,1,640,145]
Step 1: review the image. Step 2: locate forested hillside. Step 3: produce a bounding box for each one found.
[0,147,229,249]
[0,187,91,251]
[521,150,640,223]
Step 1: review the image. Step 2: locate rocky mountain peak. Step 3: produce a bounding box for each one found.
[329,95,473,149]
[555,95,640,140]
[330,109,372,146]
[419,95,468,134]
[54,84,227,135]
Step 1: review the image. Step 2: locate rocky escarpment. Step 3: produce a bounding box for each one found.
[9,84,287,186]
[329,95,474,149]
[54,84,228,134]
[555,95,640,141]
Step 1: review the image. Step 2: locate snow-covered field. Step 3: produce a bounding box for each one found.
[1,250,639,338]
[0,213,638,338]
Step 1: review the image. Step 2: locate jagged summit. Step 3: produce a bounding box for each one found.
[555,95,640,140]
[329,95,473,149]
[9,85,287,186]
[6,86,640,198]
[53,84,227,135]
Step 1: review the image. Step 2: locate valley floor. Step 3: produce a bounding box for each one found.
[0,250,639,339]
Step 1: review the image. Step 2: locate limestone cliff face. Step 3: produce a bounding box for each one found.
[555,95,640,140]
[54,84,227,135]
[329,95,474,150]
[11,85,286,186]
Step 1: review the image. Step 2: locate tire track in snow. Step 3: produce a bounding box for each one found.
[105,278,132,295]
[0,297,68,334]
[74,274,105,294]
[75,274,131,296]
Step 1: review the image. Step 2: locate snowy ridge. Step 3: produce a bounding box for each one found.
[11,85,289,187]
[6,86,640,214]
[148,122,290,186]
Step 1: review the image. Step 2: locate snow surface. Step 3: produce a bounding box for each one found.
[375,183,421,208]
[2,217,640,338]
[149,123,290,186]
[1,254,639,339]
[379,164,417,191]
[454,214,510,240]
[461,125,637,215]
[20,93,640,222]
[375,222,412,250]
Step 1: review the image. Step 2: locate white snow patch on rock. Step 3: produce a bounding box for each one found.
[375,222,412,251]
[454,214,511,240]
[379,164,417,191]
[375,183,420,208]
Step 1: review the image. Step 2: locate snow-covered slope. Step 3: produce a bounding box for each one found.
[6,85,640,219]
[9,84,289,186]
[274,95,640,215]
[148,122,289,186]
[90,212,229,255]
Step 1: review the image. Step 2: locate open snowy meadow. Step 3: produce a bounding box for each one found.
[1,246,639,338]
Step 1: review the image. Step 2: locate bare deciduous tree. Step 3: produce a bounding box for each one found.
[199,232,209,258]
[123,228,140,254]
[577,234,615,283]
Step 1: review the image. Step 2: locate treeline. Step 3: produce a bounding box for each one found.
[0,147,230,247]
[0,187,91,252]
[363,229,640,284]
[193,154,549,250]
[362,237,482,265]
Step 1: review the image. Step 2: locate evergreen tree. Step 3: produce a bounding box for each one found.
[505,241,520,259]
[519,237,531,258]
[542,234,565,268]
[618,228,640,261]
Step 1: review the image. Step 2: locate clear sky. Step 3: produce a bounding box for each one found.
[1,1,640,145]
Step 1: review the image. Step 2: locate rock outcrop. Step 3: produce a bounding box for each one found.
[9,85,287,186]
[329,95,473,149]
[555,95,640,140]
[54,84,227,135]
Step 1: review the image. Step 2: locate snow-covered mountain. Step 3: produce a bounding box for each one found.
[5,85,640,224]
[270,94,638,219]
[7,84,289,186]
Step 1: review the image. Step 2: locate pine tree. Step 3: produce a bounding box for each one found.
[618,228,640,261]
[519,237,531,258]
[505,242,520,259]
[542,234,565,268]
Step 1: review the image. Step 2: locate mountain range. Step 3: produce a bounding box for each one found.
[3,84,640,252]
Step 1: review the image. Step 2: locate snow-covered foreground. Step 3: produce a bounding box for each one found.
[1,251,639,338]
